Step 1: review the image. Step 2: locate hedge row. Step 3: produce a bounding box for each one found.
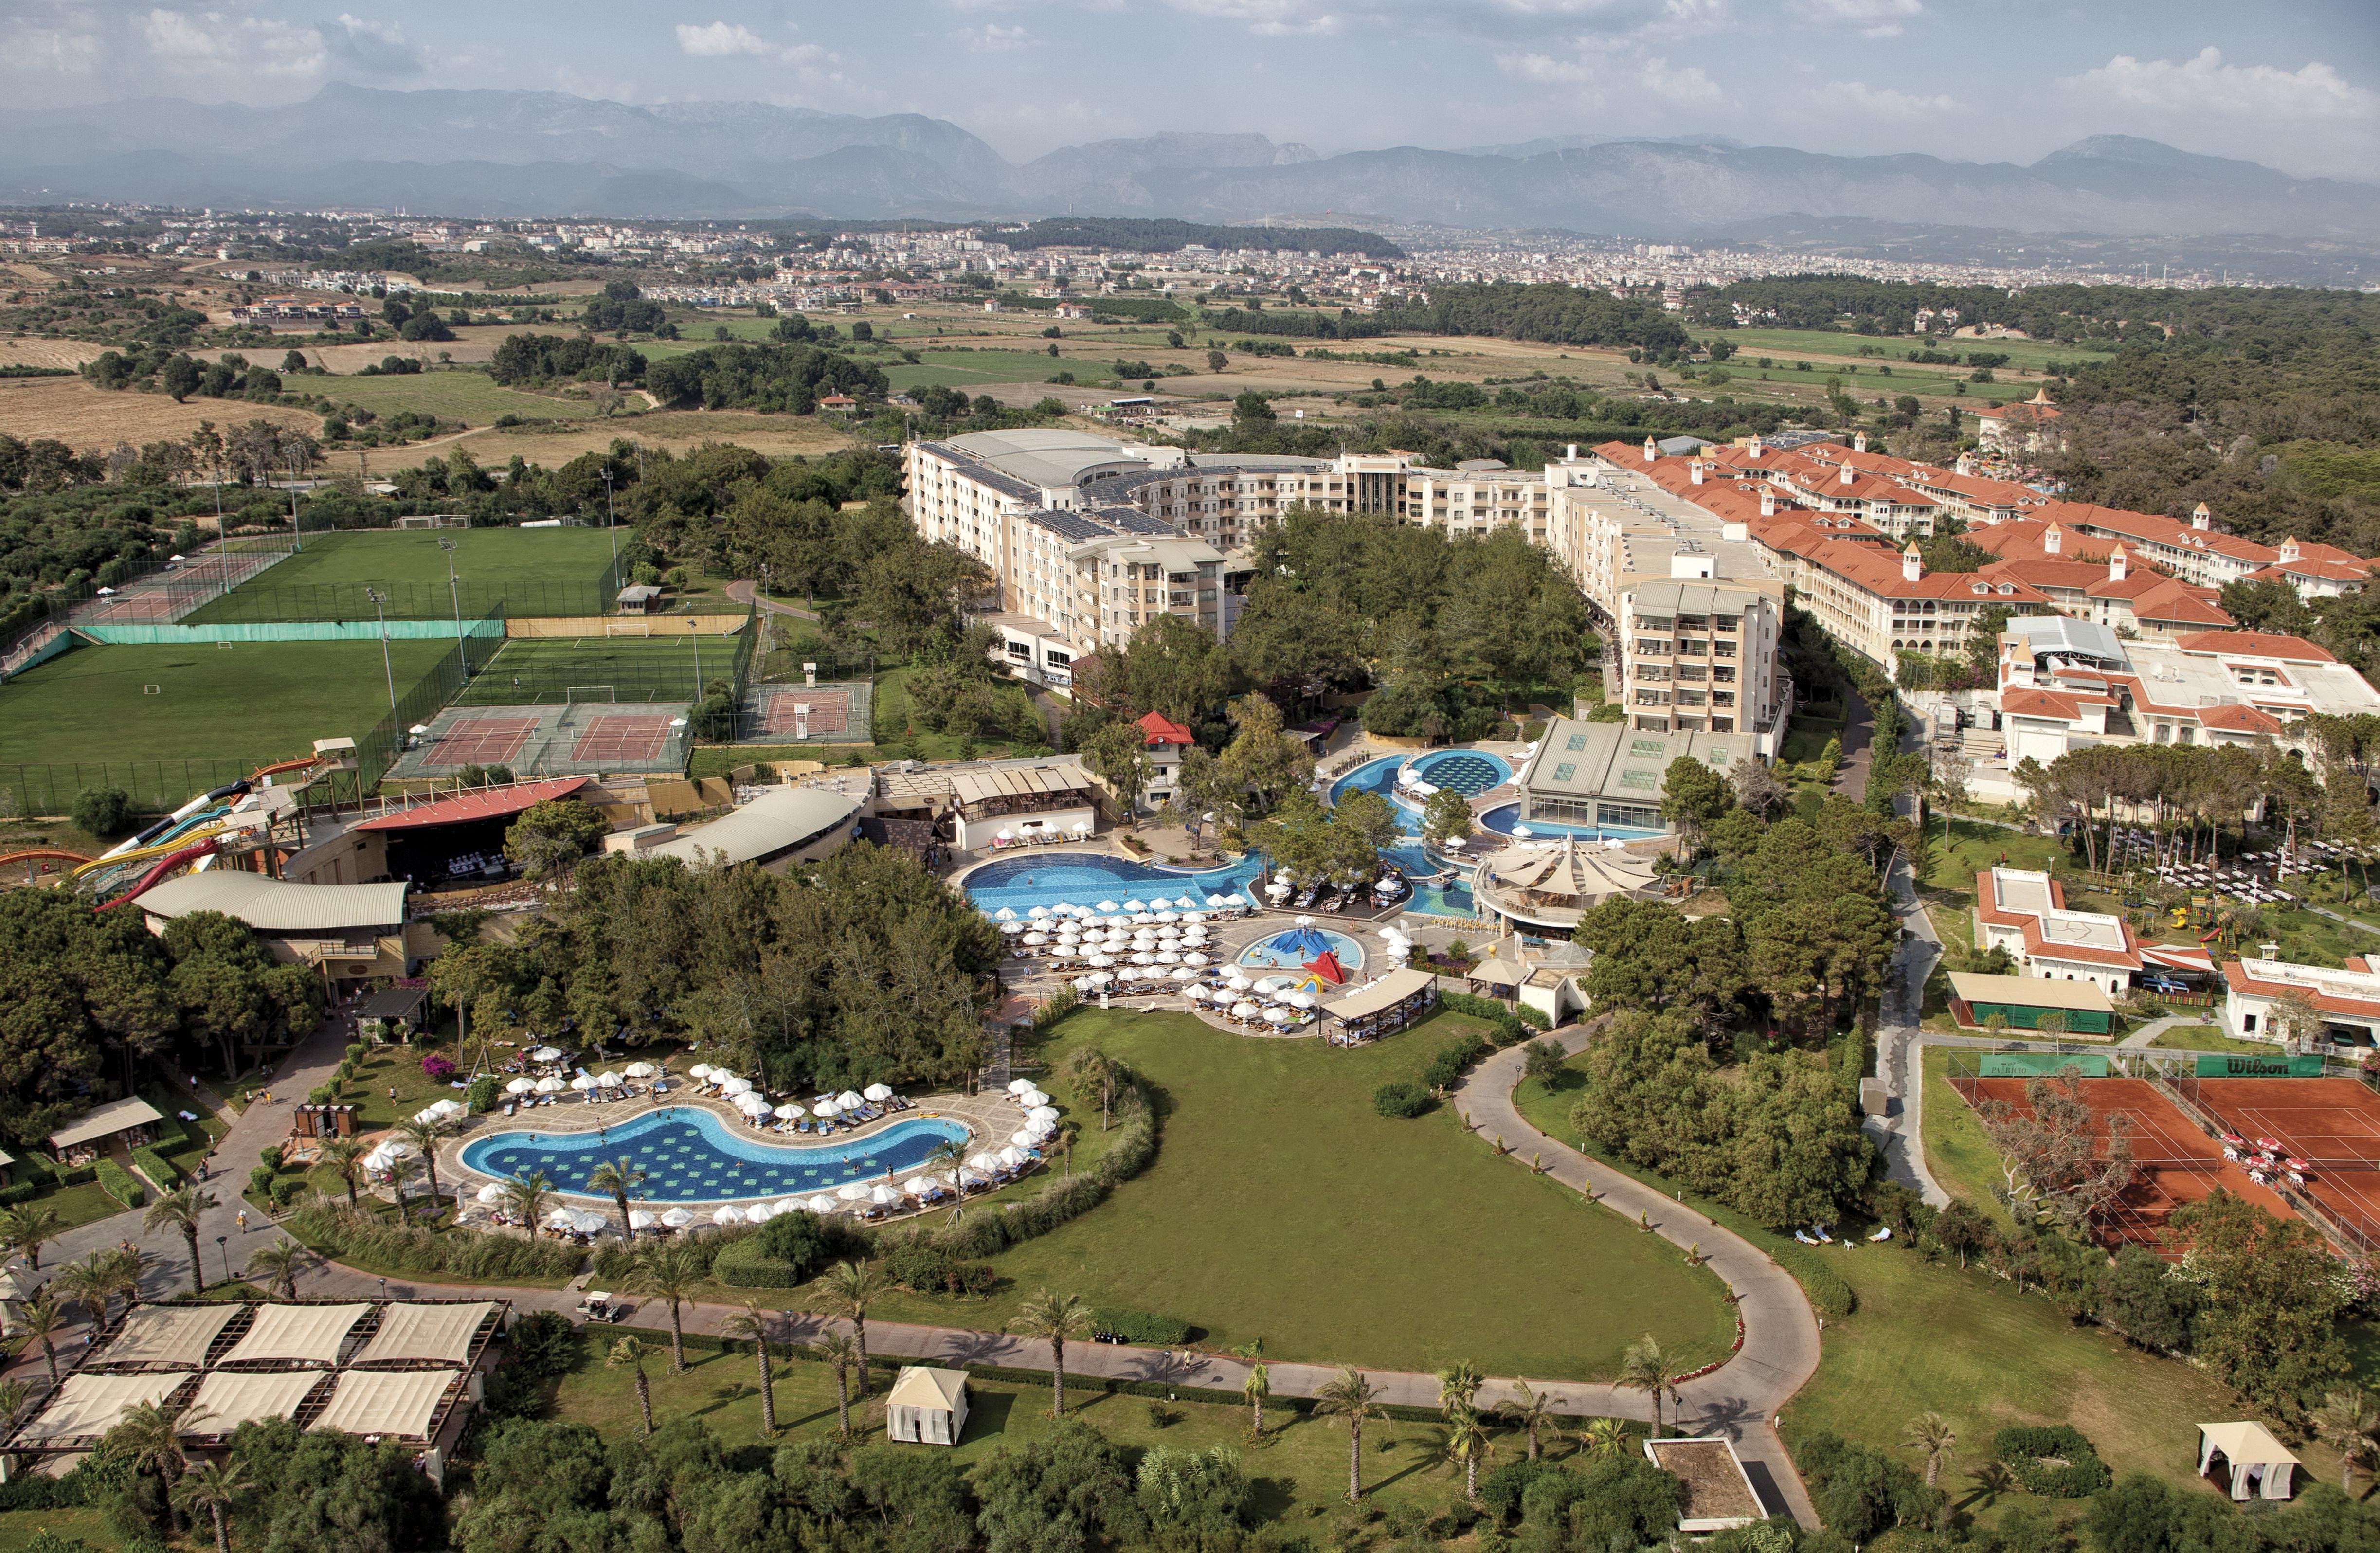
[714,1235,810,1289]
[952,1361,1453,1424]
[131,1145,180,1192]
[1994,1425,2110,1497]
[1089,1307,1190,1345]
[1767,1241,1855,1319]
[96,1158,146,1209]
[1439,992,1534,1045]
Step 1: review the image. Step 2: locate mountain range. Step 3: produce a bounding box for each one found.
[3,84,2376,248]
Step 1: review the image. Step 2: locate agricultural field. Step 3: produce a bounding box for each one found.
[1715,326,2111,375]
[316,369,602,425]
[0,374,316,448]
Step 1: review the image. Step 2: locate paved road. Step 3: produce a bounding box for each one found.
[1875,851,1950,1207]
[722,578,823,622]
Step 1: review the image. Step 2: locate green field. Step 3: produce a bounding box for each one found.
[1710,327,2111,375]
[324,370,601,424]
[188,527,621,624]
[885,349,1092,390]
[0,638,459,812]
[457,633,728,706]
[829,1008,1736,1381]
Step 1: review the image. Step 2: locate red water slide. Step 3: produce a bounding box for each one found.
[95,838,220,911]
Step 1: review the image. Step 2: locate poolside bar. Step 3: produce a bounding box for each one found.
[1324,968,1439,1045]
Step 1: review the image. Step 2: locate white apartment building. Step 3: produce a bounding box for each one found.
[2222,955,2380,1049]
[1616,578,1787,741]
[1973,866,2143,995]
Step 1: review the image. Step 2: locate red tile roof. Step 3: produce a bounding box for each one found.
[2222,961,2380,1020]
[2199,704,2286,736]
[2001,688,2086,721]
[352,776,591,832]
[1136,711,1195,747]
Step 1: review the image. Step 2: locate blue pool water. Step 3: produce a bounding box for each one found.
[1239,927,1367,972]
[962,852,1267,919]
[1476,803,1662,844]
[1408,748,1513,796]
[459,1108,972,1203]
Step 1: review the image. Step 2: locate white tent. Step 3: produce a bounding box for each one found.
[885,1366,970,1446]
[2200,1423,2301,1501]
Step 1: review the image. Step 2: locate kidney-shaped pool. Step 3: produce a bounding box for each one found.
[459,1107,973,1203]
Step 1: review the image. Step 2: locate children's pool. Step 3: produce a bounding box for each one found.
[1238,926,1367,973]
[458,1108,972,1203]
[962,852,1267,920]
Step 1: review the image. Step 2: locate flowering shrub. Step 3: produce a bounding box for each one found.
[420,1054,457,1081]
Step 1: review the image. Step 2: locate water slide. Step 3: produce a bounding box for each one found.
[70,812,232,883]
[95,837,220,911]
[0,847,95,874]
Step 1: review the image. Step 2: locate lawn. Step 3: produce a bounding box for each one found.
[798,1008,1737,1381]
[1919,1048,2019,1228]
[189,525,621,624]
[0,1506,114,1553]
[323,370,601,425]
[1510,1053,2304,1515]
[456,634,729,707]
[0,638,461,811]
[2146,1025,2272,1055]
[546,1333,1517,1521]
[1921,817,2068,894]
[883,349,1089,390]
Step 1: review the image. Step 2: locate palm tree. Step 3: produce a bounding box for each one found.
[0,1378,27,1430]
[318,1136,370,1207]
[1,1203,64,1271]
[1580,1417,1631,1460]
[18,1290,65,1385]
[1442,1406,1492,1502]
[1008,1288,1091,1418]
[924,1138,968,1206]
[394,1113,457,1211]
[721,1301,779,1436]
[1620,1333,1681,1434]
[625,1241,700,1374]
[607,1337,655,1436]
[812,1329,862,1436]
[585,1157,647,1242]
[55,1254,117,1335]
[1498,1381,1561,1461]
[102,1245,147,1331]
[500,1169,553,1232]
[109,1399,210,1533]
[2314,1390,2380,1492]
[172,1456,250,1553]
[821,1260,895,1398]
[1437,1360,1483,1418]
[1902,1411,1958,1490]
[144,1184,217,1298]
[1235,1341,1270,1440]
[246,1240,310,1299]
[1313,1367,1386,1504]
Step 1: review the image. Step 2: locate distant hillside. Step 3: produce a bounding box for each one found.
[985,217,1403,259]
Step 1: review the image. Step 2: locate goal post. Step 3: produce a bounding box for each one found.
[605,621,654,637]
[564,686,618,716]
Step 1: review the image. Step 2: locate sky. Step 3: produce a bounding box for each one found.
[2,0,2375,178]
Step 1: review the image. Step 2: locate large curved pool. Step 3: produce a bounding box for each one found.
[459,1108,972,1203]
[963,851,1266,920]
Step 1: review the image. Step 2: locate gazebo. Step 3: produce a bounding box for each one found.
[885,1366,970,1445]
[2198,1422,2300,1501]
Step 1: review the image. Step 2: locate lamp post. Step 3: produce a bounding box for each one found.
[366,587,399,734]
[601,467,618,574]
[287,446,305,551]
[215,1235,229,1287]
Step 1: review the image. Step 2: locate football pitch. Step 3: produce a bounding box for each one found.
[186,527,622,623]
[0,639,461,811]
[455,635,728,707]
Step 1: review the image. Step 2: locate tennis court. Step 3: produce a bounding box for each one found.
[2173,1075,2380,1250]
[571,711,678,764]
[737,681,871,743]
[418,713,539,769]
[1965,1075,2297,1252]
[82,545,293,625]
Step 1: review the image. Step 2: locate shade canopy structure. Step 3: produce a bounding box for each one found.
[736,1092,771,1115]
[218,1303,370,1367]
[97,1302,244,1369]
[16,1371,194,1445]
[310,1368,458,1442]
[1327,967,1441,1025]
[864,1083,894,1101]
[625,1062,656,1078]
[2200,1422,2303,1501]
[185,1370,325,1438]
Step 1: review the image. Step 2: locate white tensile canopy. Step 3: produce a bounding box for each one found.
[217,1303,370,1367]
[99,1302,242,1368]
[18,1371,195,1443]
[353,1302,496,1367]
[309,1369,458,1442]
[186,1370,325,1436]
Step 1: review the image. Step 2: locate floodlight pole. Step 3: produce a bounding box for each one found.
[438,538,464,661]
[288,448,305,551]
[367,588,399,733]
[601,468,618,573]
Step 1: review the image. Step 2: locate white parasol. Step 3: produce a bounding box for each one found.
[774,1102,804,1119]
[476,1183,508,1204]
[625,1062,656,1078]
[506,1077,535,1094]
[628,1210,656,1230]
[660,1207,695,1228]
[712,1204,745,1225]
[836,1182,869,1202]
[836,1090,865,1109]
[688,1063,713,1078]
[864,1083,894,1101]
[535,1076,564,1094]
[812,1101,840,1118]
[807,1194,838,1213]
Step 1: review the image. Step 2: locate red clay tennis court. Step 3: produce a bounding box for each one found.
[423,713,537,768]
[745,683,855,739]
[2172,1075,2380,1248]
[1967,1076,2297,1252]
[571,712,673,763]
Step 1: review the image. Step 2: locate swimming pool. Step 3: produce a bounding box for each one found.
[1328,749,1514,819]
[1238,926,1367,973]
[458,1108,973,1203]
[1476,803,1663,844]
[962,851,1267,919]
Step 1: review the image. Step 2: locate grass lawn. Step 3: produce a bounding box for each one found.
[1919,1048,2019,1228]
[789,1008,1735,1381]
[0,1506,114,1553]
[457,634,727,707]
[1509,1053,2304,1516]
[0,638,460,809]
[883,349,1087,390]
[188,526,620,625]
[547,1334,1520,1521]
[322,370,602,425]
[1922,817,2068,893]
[2146,1025,2272,1054]
[24,1176,136,1234]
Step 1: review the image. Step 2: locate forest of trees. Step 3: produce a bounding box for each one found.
[1205,283,1687,355]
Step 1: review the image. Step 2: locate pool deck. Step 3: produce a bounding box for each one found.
[432,1083,1025,1214]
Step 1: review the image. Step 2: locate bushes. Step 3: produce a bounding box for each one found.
[712,1237,813,1290]
[1420,1030,1491,1089]
[702,1211,875,1289]
[1796,1429,1942,1540]
[1768,1241,1856,1318]
[1993,1426,2109,1497]
[1440,992,1533,1044]
[1091,1307,1190,1345]
[284,1194,583,1281]
[96,1158,145,1209]
[467,1074,500,1113]
[129,1145,179,1192]
[1373,1081,1431,1118]
[71,785,136,838]
[882,1238,996,1296]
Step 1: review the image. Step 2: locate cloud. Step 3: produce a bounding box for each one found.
[321,15,425,78]
[1497,50,1596,85]
[2067,47,2376,123]
[143,9,329,76]
[673,20,826,64]
[959,21,1036,50]
[1821,79,1955,117]
[1639,54,1716,103]
[7,23,99,73]
[1787,0,1920,36]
